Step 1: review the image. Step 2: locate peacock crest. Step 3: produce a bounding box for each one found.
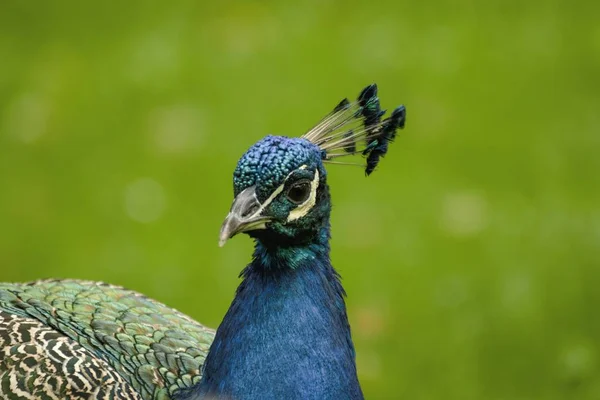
[302,84,407,175]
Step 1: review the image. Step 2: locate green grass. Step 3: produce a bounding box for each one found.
[1,1,599,398]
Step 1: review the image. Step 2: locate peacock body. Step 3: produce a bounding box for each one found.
[0,84,406,400]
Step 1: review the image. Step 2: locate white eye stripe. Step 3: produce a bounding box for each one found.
[246,165,309,219]
[286,169,319,222]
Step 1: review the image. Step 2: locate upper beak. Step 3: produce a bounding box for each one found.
[219,186,269,247]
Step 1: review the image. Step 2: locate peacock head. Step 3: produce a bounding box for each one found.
[219,84,406,248]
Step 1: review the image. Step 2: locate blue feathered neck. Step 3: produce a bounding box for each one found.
[188,226,363,400]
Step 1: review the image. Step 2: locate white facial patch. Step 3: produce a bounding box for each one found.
[286,168,319,222]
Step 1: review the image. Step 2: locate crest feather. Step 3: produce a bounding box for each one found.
[302,84,406,175]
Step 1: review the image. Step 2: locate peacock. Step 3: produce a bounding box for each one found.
[0,84,406,400]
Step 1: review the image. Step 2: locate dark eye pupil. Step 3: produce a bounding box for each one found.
[287,182,310,204]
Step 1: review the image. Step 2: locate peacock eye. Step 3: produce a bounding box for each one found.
[286,180,311,204]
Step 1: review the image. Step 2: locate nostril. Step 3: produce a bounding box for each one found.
[242,204,259,218]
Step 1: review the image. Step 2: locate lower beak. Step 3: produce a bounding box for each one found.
[219,214,269,247]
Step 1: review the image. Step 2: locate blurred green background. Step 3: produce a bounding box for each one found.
[1,1,599,399]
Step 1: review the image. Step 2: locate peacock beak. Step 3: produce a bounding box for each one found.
[219,186,270,247]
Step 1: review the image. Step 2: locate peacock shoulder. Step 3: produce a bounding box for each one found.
[0,279,215,400]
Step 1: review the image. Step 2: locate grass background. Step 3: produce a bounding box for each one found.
[1,1,599,398]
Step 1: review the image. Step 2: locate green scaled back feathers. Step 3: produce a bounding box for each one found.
[0,280,215,400]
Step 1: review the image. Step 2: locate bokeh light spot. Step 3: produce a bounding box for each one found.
[435,275,469,309]
[354,305,387,339]
[441,191,488,237]
[4,93,49,144]
[124,178,167,223]
[561,343,595,379]
[337,202,383,249]
[150,105,205,154]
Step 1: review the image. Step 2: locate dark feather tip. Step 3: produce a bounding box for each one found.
[343,130,356,153]
[357,84,382,138]
[358,84,378,104]
[365,146,386,176]
[333,98,351,113]
[363,105,407,176]
[391,105,407,129]
[358,85,381,114]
